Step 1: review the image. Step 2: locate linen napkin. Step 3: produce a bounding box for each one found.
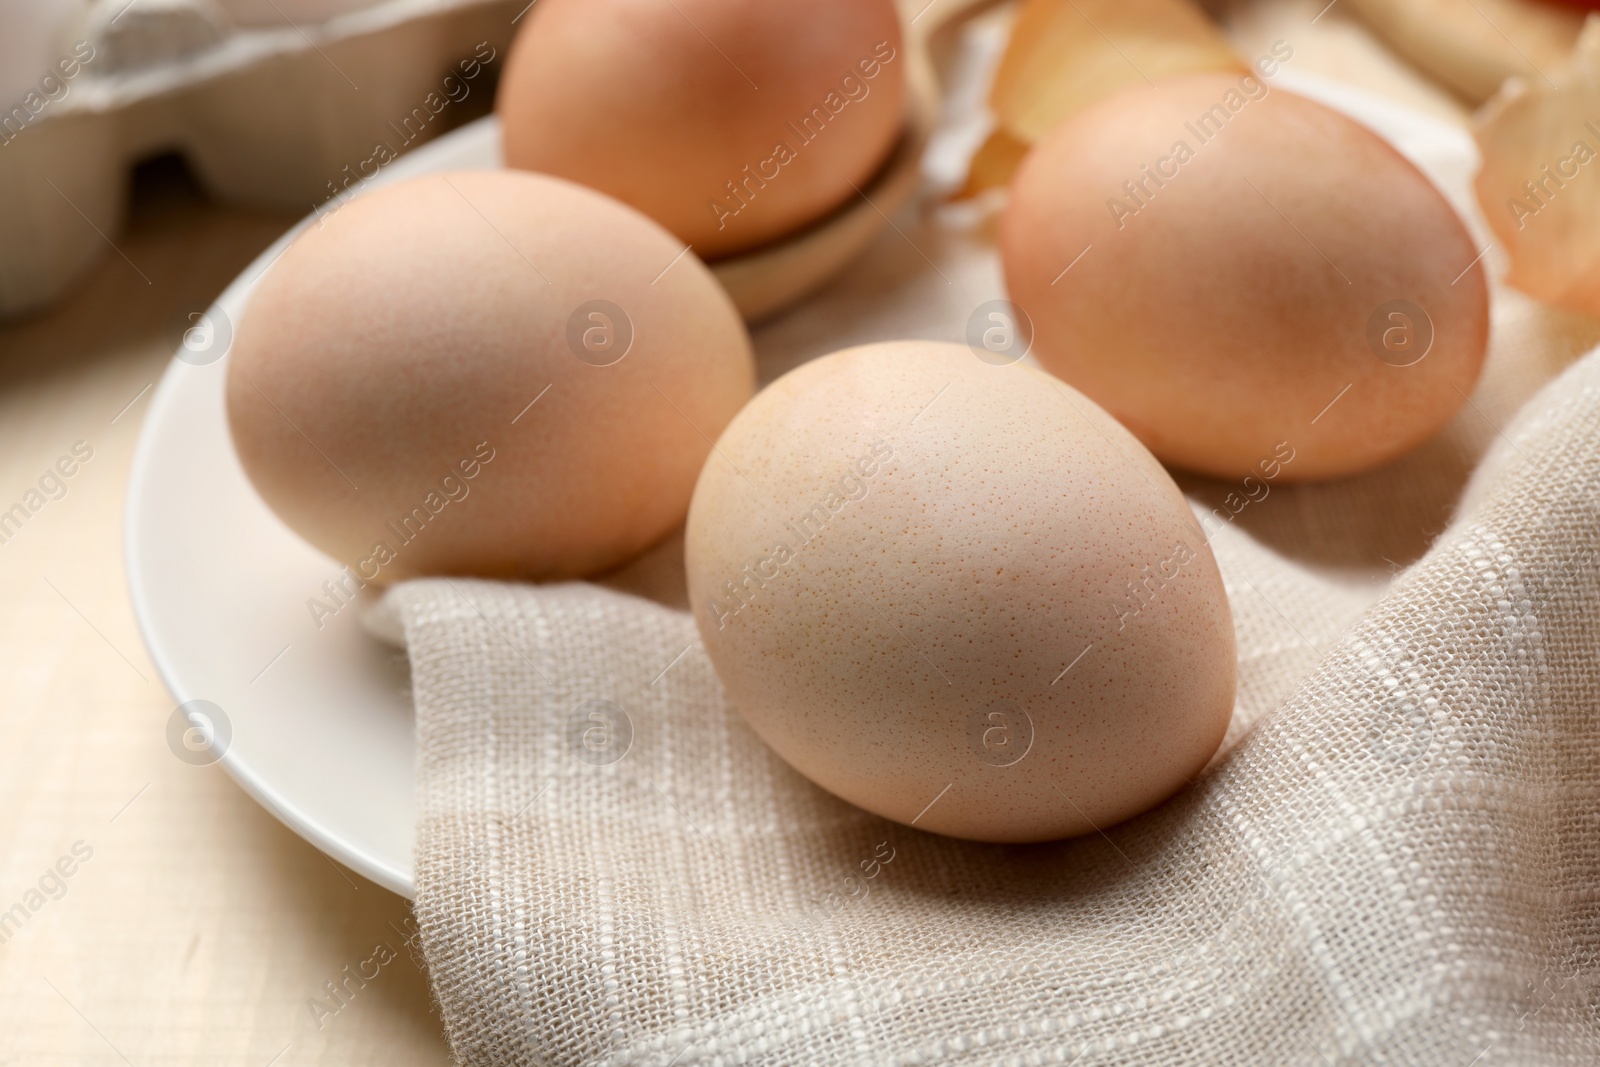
[386,326,1600,1063]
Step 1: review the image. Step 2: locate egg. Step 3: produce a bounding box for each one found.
[497,0,907,259]
[1001,73,1490,482]
[226,170,755,583]
[685,341,1236,842]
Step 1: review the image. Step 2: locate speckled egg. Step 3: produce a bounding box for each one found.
[684,340,1236,842]
[1001,73,1490,481]
[497,0,907,259]
[226,169,755,583]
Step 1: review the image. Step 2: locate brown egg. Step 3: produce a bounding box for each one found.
[685,341,1236,842]
[497,0,907,259]
[226,170,755,584]
[1001,73,1490,481]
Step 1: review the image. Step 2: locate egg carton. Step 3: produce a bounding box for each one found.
[0,0,526,318]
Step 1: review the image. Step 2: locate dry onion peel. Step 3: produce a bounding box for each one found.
[1345,0,1583,104]
[959,0,1242,197]
[1473,15,1600,317]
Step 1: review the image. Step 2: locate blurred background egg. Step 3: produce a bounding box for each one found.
[226,170,755,583]
[1002,73,1490,482]
[685,340,1236,842]
[497,0,907,259]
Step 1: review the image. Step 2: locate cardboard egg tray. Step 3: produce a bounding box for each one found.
[0,0,526,318]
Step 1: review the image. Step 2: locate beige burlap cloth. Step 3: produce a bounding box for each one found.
[379,88,1600,1064]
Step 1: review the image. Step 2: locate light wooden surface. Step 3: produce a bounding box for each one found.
[0,5,1468,1062]
[0,176,451,1065]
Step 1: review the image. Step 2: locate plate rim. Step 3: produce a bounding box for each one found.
[120,117,509,899]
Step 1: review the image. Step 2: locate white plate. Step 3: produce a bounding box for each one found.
[125,77,1480,900]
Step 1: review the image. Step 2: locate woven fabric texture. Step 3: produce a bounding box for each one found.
[391,335,1600,1064]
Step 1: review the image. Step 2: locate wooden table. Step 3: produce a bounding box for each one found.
[0,4,1466,1062]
